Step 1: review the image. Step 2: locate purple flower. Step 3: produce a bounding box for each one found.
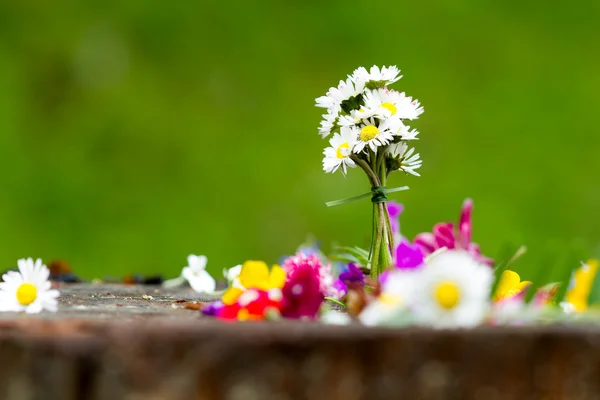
[339,263,364,285]
[201,301,224,317]
[333,262,366,299]
[413,199,494,266]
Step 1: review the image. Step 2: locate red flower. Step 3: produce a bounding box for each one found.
[281,253,325,319]
[217,289,283,321]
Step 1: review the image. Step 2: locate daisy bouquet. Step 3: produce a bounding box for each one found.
[316,65,423,278]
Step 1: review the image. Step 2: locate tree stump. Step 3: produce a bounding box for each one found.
[0,284,598,399]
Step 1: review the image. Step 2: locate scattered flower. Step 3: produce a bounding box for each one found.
[387,201,404,240]
[394,240,425,270]
[414,199,494,266]
[201,301,224,317]
[332,262,365,299]
[359,269,416,326]
[561,259,599,312]
[533,283,560,308]
[494,270,531,302]
[338,262,365,286]
[0,258,59,314]
[223,264,243,289]
[239,260,286,291]
[216,261,286,321]
[412,251,493,328]
[182,255,216,293]
[281,253,327,319]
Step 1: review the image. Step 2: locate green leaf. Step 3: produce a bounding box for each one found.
[340,94,364,114]
[365,80,388,90]
[331,246,370,266]
[583,262,600,306]
[329,253,360,265]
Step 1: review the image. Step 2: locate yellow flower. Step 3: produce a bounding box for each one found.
[564,259,599,312]
[239,261,286,290]
[494,270,532,302]
[222,260,286,305]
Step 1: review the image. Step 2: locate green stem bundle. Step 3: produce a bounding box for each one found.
[350,154,395,278]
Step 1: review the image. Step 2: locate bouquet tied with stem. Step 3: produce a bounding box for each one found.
[316,65,424,278]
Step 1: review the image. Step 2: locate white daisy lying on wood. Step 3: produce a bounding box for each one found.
[0,258,59,313]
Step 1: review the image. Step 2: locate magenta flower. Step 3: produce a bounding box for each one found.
[386,201,425,270]
[395,240,425,270]
[378,240,425,285]
[413,198,493,266]
[281,253,326,319]
[387,201,404,237]
[332,279,348,298]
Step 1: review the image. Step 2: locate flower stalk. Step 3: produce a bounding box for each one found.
[351,154,395,278]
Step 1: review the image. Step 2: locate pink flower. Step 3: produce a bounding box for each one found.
[281,253,326,319]
[413,199,493,266]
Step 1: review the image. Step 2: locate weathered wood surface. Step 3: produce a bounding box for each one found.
[0,284,599,400]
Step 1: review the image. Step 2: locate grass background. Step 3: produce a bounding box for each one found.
[0,0,598,284]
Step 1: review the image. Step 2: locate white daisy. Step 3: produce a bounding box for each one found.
[363,88,424,120]
[395,123,420,140]
[338,114,360,127]
[352,65,402,87]
[413,250,493,328]
[387,143,422,176]
[223,264,244,289]
[401,96,424,120]
[318,111,338,139]
[182,254,216,293]
[349,106,377,122]
[359,270,417,326]
[352,118,395,154]
[0,258,59,313]
[315,77,366,113]
[323,127,357,175]
[315,82,342,111]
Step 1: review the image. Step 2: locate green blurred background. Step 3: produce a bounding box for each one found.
[0,0,598,281]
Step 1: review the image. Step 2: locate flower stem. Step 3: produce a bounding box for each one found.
[350,155,380,186]
[379,203,394,270]
[350,153,394,278]
[325,297,346,308]
[370,204,384,278]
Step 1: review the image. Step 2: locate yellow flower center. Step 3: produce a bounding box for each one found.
[16,283,37,306]
[434,281,460,310]
[380,102,397,115]
[359,125,379,142]
[380,293,401,306]
[336,142,349,159]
